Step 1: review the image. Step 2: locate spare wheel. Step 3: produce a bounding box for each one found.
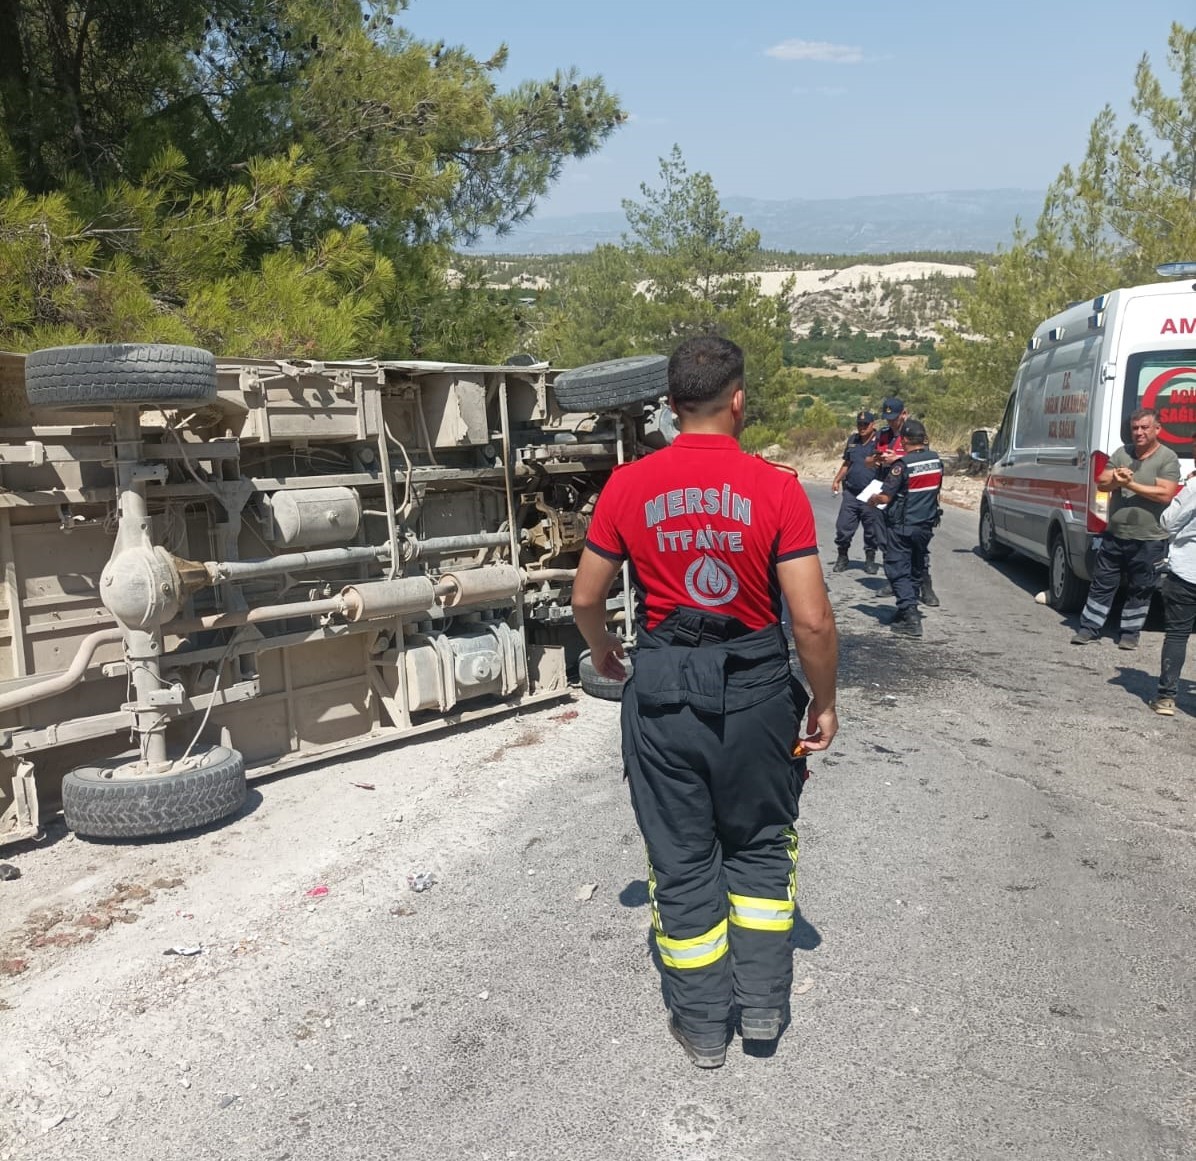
[62,745,247,840]
[25,344,219,409]
[553,355,669,413]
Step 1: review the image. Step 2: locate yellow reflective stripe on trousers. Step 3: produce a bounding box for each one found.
[785,826,799,905]
[727,893,794,931]
[647,858,662,935]
[655,918,729,970]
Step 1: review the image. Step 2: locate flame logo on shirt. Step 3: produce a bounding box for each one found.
[684,555,740,607]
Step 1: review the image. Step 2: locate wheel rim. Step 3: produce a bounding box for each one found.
[980,508,993,551]
[70,757,148,784]
[1051,542,1066,599]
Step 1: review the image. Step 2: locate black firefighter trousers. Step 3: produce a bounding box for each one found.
[620,623,807,1040]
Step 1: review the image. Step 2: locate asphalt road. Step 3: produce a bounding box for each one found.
[2,485,1194,1161]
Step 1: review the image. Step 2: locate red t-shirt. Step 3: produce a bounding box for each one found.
[875,427,905,471]
[585,434,819,630]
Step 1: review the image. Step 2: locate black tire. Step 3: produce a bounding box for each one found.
[978,501,1012,560]
[1047,535,1087,614]
[26,344,218,409]
[578,649,632,701]
[62,745,247,840]
[553,355,669,413]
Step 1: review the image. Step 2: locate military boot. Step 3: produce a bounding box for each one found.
[864,550,879,575]
[832,549,850,573]
[919,578,940,607]
[891,609,923,638]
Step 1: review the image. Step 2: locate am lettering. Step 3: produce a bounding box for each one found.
[1160,318,1196,335]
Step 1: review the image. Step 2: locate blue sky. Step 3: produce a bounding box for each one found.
[400,0,1183,218]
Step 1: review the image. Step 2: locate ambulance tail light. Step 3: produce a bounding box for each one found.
[1088,449,1109,533]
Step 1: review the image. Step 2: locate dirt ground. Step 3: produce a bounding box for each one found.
[0,706,586,1155]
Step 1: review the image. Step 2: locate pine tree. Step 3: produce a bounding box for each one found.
[943,22,1196,425]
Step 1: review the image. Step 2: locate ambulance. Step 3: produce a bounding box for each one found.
[974,265,1196,611]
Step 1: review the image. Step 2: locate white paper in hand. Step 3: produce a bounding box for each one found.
[855,479,884,503]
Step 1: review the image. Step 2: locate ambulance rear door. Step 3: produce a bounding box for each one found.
[1111,285,1196,477]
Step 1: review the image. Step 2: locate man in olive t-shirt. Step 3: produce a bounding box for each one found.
[1072,407,1181,649]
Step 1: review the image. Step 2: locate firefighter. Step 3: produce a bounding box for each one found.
[831,410,883,574]
[571,335,839,1069]
[868,418,942,637]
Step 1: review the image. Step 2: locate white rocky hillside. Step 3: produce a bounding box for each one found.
[759,261,976,341]
[470,259,976,343]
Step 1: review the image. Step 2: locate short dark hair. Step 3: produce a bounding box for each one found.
[903,418,928,444]
[668,336,744,414]
[1130,407,1160,424]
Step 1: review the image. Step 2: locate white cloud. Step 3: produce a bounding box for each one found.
[766,39,864,64]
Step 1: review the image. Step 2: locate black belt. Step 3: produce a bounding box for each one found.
[660,607,754,648]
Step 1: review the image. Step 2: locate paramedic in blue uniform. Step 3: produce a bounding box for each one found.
[571,335,839,1069]
[867,418,943,637]
[831,410,882,574]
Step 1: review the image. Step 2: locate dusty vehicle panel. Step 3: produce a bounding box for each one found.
[0,348,660,844]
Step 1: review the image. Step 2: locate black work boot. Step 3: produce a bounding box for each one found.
[832,549,850,573]
[920,578,940,607]
[864,550,879,575]
[668,1016,727,1069]
[891,610,923,638]
[739,1005,790,1043]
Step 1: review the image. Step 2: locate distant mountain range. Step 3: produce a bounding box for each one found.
[470,189,1045,255]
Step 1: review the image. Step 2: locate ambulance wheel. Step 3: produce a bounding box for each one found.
[578,649,632,700]
[1047,536,1086,614]
[25,344,218,409]
[978,502,1011,560]
[553,355,669,413]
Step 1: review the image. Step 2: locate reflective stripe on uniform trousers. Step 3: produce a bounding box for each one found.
[728,826,798,931]
[648,860,731,969]
[1119,599,1153,632]
[728,894,793,931]
[1081,595,1114,621]
[655,919,730,970]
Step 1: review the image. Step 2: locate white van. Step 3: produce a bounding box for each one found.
[974,267,1196,611]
